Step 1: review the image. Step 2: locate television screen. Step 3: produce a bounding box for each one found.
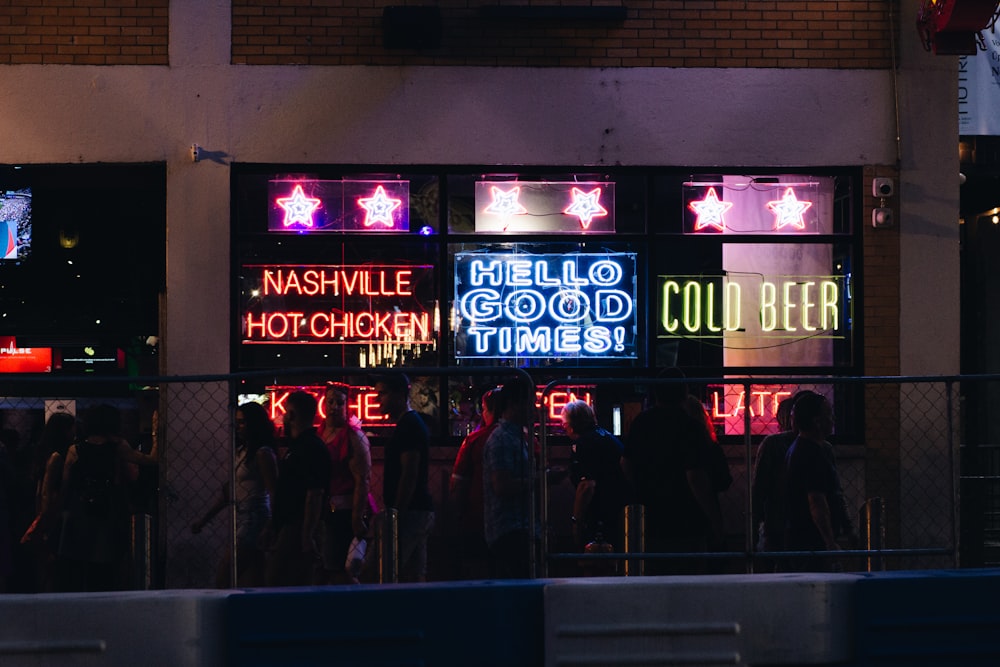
[0,187,31,261]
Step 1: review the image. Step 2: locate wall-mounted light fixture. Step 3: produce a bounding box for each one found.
[872,177,895,228]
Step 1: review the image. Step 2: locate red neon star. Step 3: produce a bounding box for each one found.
[767,187,813,230]
[563,187,608,229]
[484,185,528,231]
[357,185,402,228]
[688,187,733,231]
[276,184,322,228]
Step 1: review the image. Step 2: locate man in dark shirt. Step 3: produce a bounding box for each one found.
[561,399,631,551]
[265,390,331,587]
[784,391,842,571]
[621,368,723,574]
[376,373,434,582]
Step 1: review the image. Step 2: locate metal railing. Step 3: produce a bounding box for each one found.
[1,369,984,589]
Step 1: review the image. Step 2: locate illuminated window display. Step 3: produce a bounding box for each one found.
[234,166,859,441]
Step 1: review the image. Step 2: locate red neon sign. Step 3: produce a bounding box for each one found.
[563,187,609,229]
[357,185,403,228]
[276,184,322,229]
[267,385,389,428]
[537,386,595,425]
[767,187,813,231]
[689,187,734,232]
[242,264,436,345]
[708,384,792,436]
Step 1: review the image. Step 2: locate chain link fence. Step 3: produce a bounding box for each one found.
[0,371,978,590]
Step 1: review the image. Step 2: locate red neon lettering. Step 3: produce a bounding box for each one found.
[270,391,289,421]
[259,267,415,297]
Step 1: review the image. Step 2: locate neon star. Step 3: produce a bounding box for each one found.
[563,187,608,229]
[484,185,528,230]
[357,185,402,228]
[767,187,813,230]
[276,184,322,228]
[688,187,733,231]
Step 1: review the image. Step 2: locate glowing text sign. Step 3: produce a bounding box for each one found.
[267,385,387,427]
[455,253,637,359]
[658,274,845,340]
[268,179,409,232]
[0,338,52,373]
[538,386,594,425]
[475,181,615,233]
[708,384,831,436]
[242,264,435,345]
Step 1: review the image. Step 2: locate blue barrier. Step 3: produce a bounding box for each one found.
[852,568,1000,667]
[225,579,546,667]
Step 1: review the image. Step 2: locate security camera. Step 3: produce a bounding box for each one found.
[872,177,894,198]
[872,207,894,228]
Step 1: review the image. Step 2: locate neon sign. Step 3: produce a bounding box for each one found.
[539,386,594,424]
[268,179,409,232]
[454,253,637,359]
[767,187,813,230]
[689,187,733,231]
[658,274,845,340]
[707,384,831,436]
[267,385,388,427]
[242,264,436,345]
[276,184,322,228]
[475,180,616,233]
[682,176,831,234]
[563,187,609,229]
[357,185,402,228]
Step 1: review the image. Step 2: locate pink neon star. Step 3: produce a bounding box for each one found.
[484,185,528,230]
[688,187,733,231]
[357,185,402,228]
[563,187,608,229]
[767,187,813,230]
[276,184,322,228]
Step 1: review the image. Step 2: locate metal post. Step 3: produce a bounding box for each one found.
[379,508,398,583]
[860,497,885,572]
[130,513,153,590]
[623,504,645,576]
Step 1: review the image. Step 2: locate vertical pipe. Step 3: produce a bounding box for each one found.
[623,504,645,576]
[947,379,959,568]
[744,380,754,573]
[380,508,398,583]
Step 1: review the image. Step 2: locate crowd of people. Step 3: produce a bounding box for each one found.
[0,370,857,593]
[0,404,158,593]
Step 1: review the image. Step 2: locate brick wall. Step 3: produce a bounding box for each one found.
[863,164,901,376]
[0,0,168,65]
[232,0,895,67]
[0,1,894,68]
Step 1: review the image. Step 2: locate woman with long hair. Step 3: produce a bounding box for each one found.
[21,412,77,591]
[192,401,278,587]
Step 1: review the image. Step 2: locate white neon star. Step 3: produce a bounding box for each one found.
[767,187,813,230]
[357,185,402,228]
[275,184,322,228]
[688,187,733,231]
[563,187,608,229]
[483,185,528,230]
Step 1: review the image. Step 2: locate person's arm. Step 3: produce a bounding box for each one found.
[807,491,840,550]
[192,483,230,533]
[39,452,64,517]
[62,444,78,489]
[572,478,596,546]
[301,487,324,555]
[117,435,158,466]
[348,431,372,536]
[257,447,278,498]
[394,450,419,513]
